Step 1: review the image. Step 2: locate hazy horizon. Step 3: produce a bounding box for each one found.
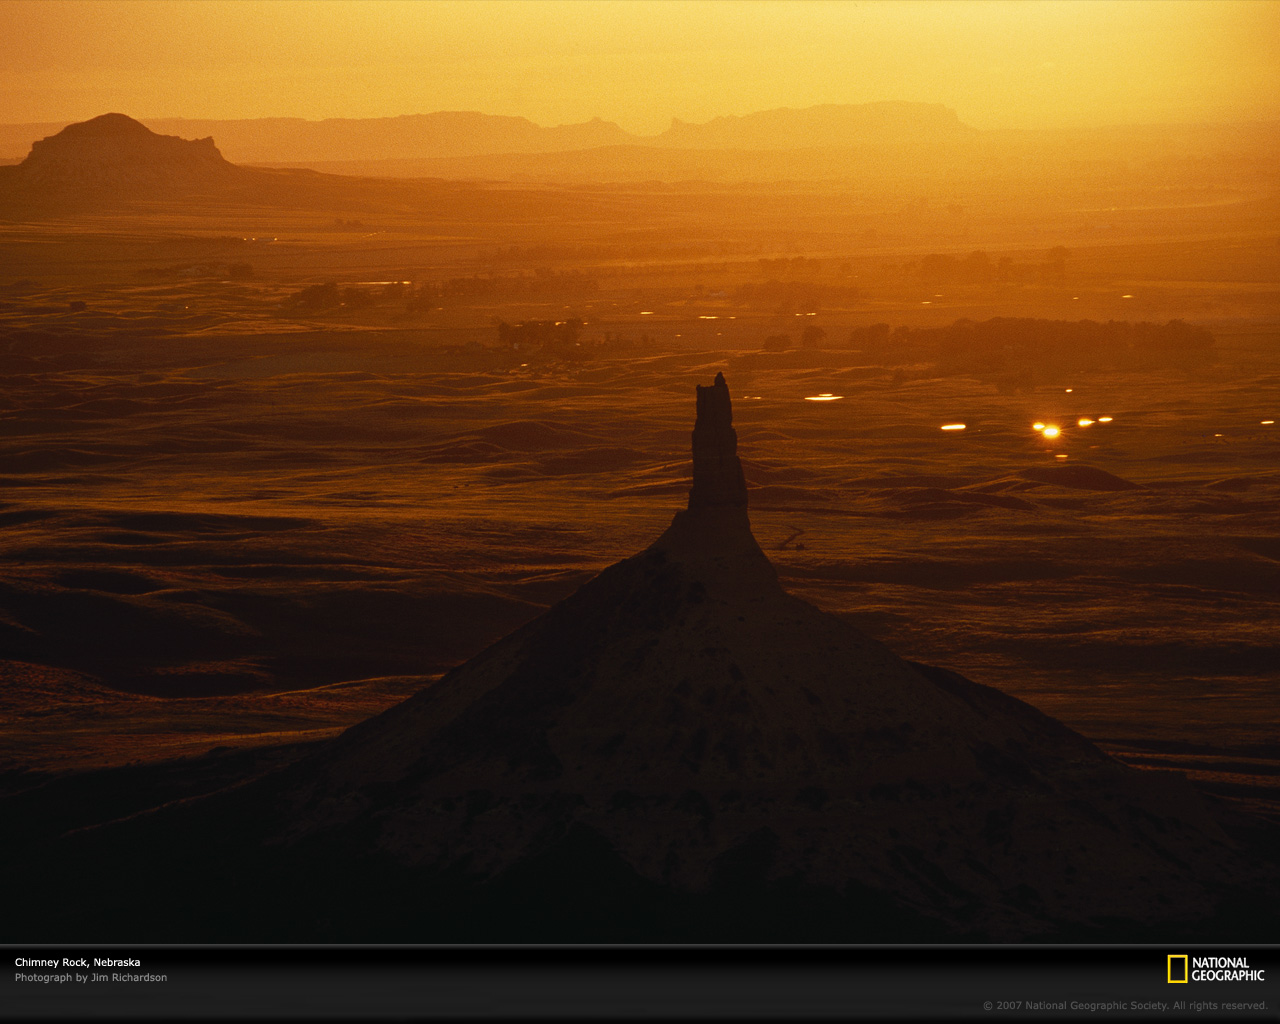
[2,0,1278,133]
[3,0,1278,958]
[7,101,1280,134]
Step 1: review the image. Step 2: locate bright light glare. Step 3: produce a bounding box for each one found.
[1078,418,1094,427]
[805,394,843,402]
[1042,425,1061,439]
[941,423,966,431]
[1033,422,1046,431]
[1098,416,1113,423]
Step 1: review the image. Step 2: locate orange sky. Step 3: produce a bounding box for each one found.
[2,0,1277,132]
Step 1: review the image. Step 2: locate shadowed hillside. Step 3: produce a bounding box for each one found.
[6,375,1273,943]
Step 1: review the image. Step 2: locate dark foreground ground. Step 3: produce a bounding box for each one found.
[2,327,1277,941]
[1,205,1277,940]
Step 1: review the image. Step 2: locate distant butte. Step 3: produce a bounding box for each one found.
[11,113,240,189]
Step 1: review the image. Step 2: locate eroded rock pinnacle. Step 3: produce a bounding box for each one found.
[689,371,748,510]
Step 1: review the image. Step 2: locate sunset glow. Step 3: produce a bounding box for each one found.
[2,0,1278,959]
[1,0,1277,130]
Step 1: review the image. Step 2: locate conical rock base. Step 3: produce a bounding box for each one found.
[21,374,1267,942]
[264,499,1245,938]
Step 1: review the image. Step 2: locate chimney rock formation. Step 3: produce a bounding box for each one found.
[235,373,1255,940]
[26,373,1271,943]
[689,371,748,511]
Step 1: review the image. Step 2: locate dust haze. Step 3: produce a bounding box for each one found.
[0,84,1277,941]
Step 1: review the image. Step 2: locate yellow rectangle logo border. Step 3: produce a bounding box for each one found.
[1168,954,1189,983]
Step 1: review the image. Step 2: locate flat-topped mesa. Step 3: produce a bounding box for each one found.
[688,372,748,510]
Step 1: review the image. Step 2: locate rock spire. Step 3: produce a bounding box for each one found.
[23,372,1266,943]
[688,371,748,510]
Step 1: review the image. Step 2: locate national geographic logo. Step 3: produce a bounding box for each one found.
[1168,955,1266,983]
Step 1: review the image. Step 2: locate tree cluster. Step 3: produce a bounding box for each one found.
[889,247,1069,286]
[284,271,600,314]
[760,325,829,352]
[496,319,585,358]
[407,271,598,310]
[733,279,861,312]
[849,317,1215,373]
